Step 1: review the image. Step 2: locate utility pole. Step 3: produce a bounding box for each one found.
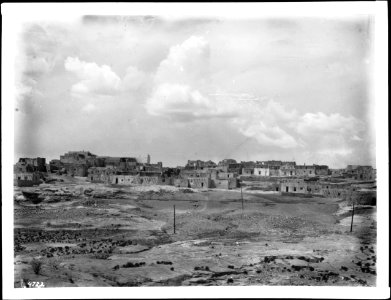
[173,205,176,234]
[350,200,355,233]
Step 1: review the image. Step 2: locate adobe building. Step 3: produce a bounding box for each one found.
[173,178,191,188]
[109,174,164,186]
[279,178,357,199]
[280,178,309,193]
[211,178,238,189]
[178,168,238,190]
[218,158,237,166]
[59,151,97,176]
[279,163,296,177]
[14,172,41,187]
[241,161,256,168]
[295,165,316,177]
[185,160,205,170]
[320,182,352,198]
[217,172,237,179]
[60,151,97,165]
[47,159,60,172]
[63,164,89,177]
[88,166,117,183]
[254,165,270,176]
[269,165,280,177]
[188,177,211,189]
[314,164,329,176]
[218,163,242,174]
[242,167,254,176]
[14,157,47,173]
[344,165,376,181]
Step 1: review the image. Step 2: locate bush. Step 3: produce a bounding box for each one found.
[30,259,43,275]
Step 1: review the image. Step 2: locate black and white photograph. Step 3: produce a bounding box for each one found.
[2,2,389,299]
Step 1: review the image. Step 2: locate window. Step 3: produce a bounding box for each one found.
[259,171,261,175]
[293,187,297,192]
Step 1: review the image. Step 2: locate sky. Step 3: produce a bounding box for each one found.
[14,15,376,168]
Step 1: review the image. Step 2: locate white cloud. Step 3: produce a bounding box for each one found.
[236,120,300,149]
[293,112,366,166]
[146,34,301,148]
[146,36,226,120]
[296,112,364,136]
[81,103,97,113]
[155,35,210,86]
[64,57,121,98]
[121,66,148,91]
[146,83,232,120]
[146,36,366,156]
[229,98,300,149]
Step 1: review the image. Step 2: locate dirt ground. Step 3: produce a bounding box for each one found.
[14,176,377,287]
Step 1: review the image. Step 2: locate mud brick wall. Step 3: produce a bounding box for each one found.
[188,177,210,189]
[295,167,316,177]
[139,176,159,185]
[217,172,236,179]
[242,168,254,176]
[321,188,348,198]
[211,178,237,189]
[173,178,189,187]
[14,172,41,187]
[109,175,139,185]
[64,164,88,177]
[280,179,306,193]
[254,167,269,176]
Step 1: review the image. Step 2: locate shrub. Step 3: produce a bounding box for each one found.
[30,259,43,275]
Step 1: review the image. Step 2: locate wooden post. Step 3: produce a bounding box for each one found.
[173,205,176,234]
[241,183,244,211]
[350,201,355,232]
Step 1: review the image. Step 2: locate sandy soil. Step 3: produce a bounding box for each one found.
[14,176,376,287]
